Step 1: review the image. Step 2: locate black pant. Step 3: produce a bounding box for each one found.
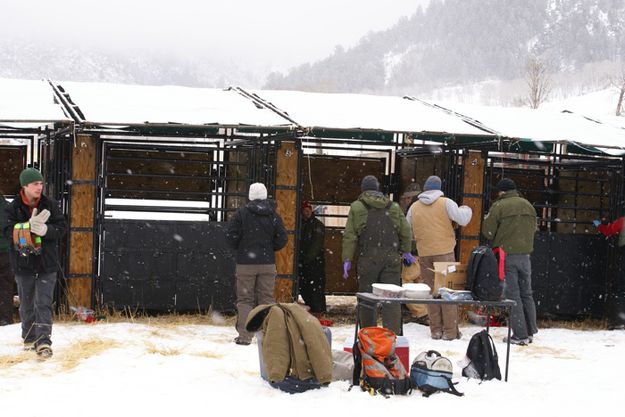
[299,264,326,313]
[16,271,57,346]
[0,252,14,325]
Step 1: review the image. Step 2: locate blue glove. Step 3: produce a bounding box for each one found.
[402,252,417,266]
[342,260,351,279]
[592,219,601,227]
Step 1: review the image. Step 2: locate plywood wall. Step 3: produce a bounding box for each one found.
[67,134,96,308]
[274,141,299,302]
[459,151,485,264]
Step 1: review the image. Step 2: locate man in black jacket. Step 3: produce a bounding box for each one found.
[3,168,66,358]
[298,200,326,315]
[226,183,288,345]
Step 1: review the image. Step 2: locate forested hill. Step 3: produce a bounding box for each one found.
[264,0,625,94]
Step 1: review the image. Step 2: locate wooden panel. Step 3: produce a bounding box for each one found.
[106,175,212,194]
[274,278,293,302]
[324,228,358,293]
[107,158,211,176]
[276,189,297,230]
[301,155,385,203]
[399,154,449,194]
[69,232,93,275]
[556,170,609,234]
[276,141,298,187]
[109,148,211,161]
[67,278,92,308]
[0,147,26,193]
[70,184,95,228]
[73,135,96,180]
[276,234,295,276]
[274,140,299,303]
[225,150,249,221]
[459,151,485,264]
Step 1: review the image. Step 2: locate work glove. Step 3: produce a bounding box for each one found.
[29,208,51,236]
[342,260,351,279]
[402,252,417,266]
[592,219,601,227]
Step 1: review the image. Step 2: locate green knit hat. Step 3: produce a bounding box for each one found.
[19,168,44,187]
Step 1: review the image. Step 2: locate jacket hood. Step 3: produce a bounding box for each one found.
[358,190,391,208]
[246,199,276,215]
[417,189,444,205]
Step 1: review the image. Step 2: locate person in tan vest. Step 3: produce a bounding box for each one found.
[407,175,472,340]
[399,184,428,324]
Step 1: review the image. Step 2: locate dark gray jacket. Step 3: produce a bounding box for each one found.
[226,199,288,264]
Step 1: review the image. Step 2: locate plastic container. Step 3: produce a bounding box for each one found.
[371,283,405,298]
[403,283,432,299]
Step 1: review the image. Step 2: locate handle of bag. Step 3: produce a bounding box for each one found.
[426,350,441,358]
[492,247,506,281]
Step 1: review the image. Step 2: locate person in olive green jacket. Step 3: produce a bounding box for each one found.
[0,191,14,325]
[342,175,414,334]
[482,178,538,345]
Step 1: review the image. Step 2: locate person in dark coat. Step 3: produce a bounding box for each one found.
[298,201,326,315]
[226,183,288,345]
[482,178,538,345]
[594,213,625,329]
[3,168,67,358]
[342,175,414,335]
[0,191,14,326]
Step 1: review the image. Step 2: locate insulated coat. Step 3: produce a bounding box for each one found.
[245,303,333,384]
[482,190,537,254]
[299,215,325,272]
[226,199,288,265]
[342,191,412,262]
[3,192,67,274]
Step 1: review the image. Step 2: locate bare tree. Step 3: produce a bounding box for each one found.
[611,69,625,117]
[525,55,552,109]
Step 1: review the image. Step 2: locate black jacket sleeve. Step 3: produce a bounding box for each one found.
[273,214,288,251]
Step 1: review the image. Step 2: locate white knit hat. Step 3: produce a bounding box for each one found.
[248,183,267,200]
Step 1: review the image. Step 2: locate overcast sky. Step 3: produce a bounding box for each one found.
[2,0,430,72]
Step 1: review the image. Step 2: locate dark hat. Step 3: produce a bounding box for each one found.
[301,200,312,210]
[423,175,442,191]
[496,178,516,192]
[19,168,43,187]
[361,175,379,192]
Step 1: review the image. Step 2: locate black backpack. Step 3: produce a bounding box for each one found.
[465,246,505,301]
[462,330,502,381]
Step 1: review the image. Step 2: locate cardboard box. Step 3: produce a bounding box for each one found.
[432,262,467,294]
[344,335,410,372]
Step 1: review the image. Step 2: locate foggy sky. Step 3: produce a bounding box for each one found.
[2,0,430,72]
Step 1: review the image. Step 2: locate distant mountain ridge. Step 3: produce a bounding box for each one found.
[265,0,625,95]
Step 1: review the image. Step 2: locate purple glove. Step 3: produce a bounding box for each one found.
[402,252,417,266]
[342,260,351,279]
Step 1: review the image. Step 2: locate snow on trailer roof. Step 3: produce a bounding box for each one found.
[439,102,625,156]
[59,81,293,127]
[0,78,70,123]
[250,89,494,137]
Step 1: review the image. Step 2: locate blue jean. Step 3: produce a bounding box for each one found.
[504,255,538,339]
[15,272,57,347]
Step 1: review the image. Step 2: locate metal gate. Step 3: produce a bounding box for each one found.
[96,140,265,313]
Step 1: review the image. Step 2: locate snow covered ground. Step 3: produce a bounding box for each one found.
[1,315,623,416]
